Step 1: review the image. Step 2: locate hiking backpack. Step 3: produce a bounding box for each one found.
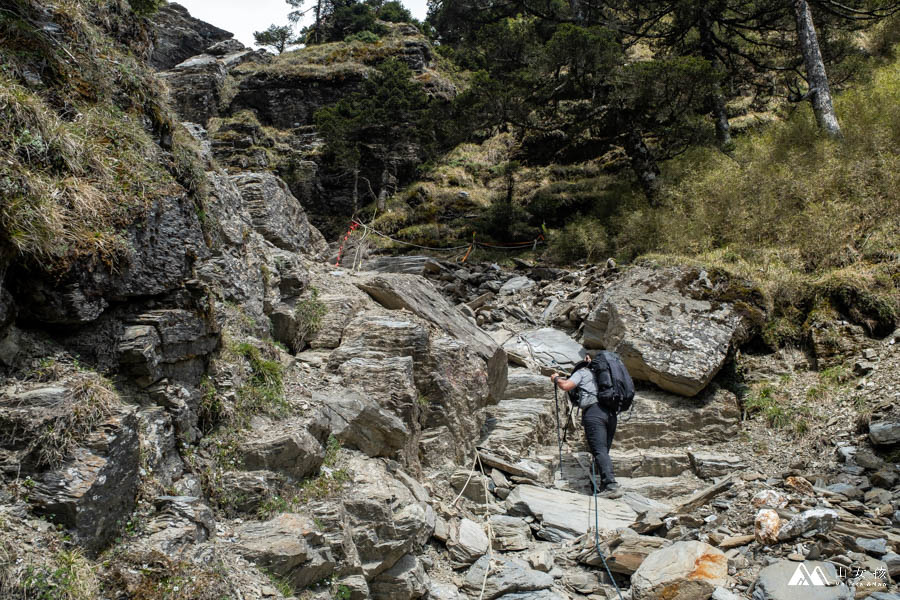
[590,351,635,414]
[567,351,635,413]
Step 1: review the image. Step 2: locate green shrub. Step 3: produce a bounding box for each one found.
[744,386,790,429]
[128,0,164,16]
[547,218,608,265]
[294,287,328,351]
[344,30,380,43]
[233,343,288,424]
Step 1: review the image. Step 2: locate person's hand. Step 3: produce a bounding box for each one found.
[550,373,559,385]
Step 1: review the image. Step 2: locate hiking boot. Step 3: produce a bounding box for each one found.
[598,483,623,499]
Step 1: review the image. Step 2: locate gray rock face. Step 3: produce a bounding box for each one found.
[149,2,232,70]
[317,390,410,458]
[233,513,335,588]
[688,451,747,479]
[137,407,183,488]
[362,256,444,275]
[369,553,427,599]
[355,273,507,401]
[463,555,554,600]
[869,421,900,446]
[341,454,434,579]
[15,195,207,325]
[428,581,463,600]
[631,541,728,600]
[230,172,316,253]
[447,518,490,567]
[308,290,370,349]
[241,423,325,479]
[615,388,740,450]
[161,55,227,125]
[118,309,219,388]
[329,296,501,467]
[230,66,368,129]
[219,470,282,513]
[500,276,535,295]
[29,404,140,554]
[480,393,556,455]
[490,515,533,551]
[752,560,852,600]
[502,328,586,371]
[503,369,553,400]
[584,266,758,396]
[140,495,215,555]
[506,485,636,541]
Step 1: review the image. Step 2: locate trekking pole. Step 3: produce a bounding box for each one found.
[553,382,563,471]
[591,457,625,600]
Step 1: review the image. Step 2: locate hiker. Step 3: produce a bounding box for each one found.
[551,355,621,498]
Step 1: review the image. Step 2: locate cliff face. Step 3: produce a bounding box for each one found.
[155,19,454,236]
[148,1,233,70]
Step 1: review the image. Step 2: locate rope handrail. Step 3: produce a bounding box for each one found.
[349,218,545,254]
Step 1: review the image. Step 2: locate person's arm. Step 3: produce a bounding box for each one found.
[550,372,578,392]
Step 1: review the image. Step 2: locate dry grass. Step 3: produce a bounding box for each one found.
[0,535,100,600]
[0,0,207,272]
[21,365,119,469]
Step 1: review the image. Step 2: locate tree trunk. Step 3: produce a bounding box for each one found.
[621,124,661,205]
[352,166,359,214]
[792,0,842,138]
[314,0,322,44]
[699,12,732,149]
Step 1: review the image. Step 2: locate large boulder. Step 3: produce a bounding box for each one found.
[232,513,335,588]
[583,266,761,396]
[502,328,586,371]
[355,273,507,400]
[869,420,900,446]
[447,518,490,567]
[341,454,435,579]
[316,390,410,458]
[329,307,498,467]
[369,553,427,600]
[631,541,728,600]
[240,422,325,480]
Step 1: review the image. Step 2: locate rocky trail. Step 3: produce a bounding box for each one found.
[1,5,899,599]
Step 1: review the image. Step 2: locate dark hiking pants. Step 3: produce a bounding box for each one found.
[582,402,617,490]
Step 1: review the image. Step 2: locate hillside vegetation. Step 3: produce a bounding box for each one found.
[366,42,900,348]
[0,0,206,272]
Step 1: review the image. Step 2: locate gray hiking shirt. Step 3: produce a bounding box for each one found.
[569,367,598,408]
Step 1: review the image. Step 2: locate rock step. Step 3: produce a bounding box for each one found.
[480,396,556,455]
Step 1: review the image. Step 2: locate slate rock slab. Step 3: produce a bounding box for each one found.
[502,328,586,371]
[752,560,852,600]
[506,485,636,541]
[463,555,554,600]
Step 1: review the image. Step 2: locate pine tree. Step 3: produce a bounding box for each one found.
[253,24,298,53]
